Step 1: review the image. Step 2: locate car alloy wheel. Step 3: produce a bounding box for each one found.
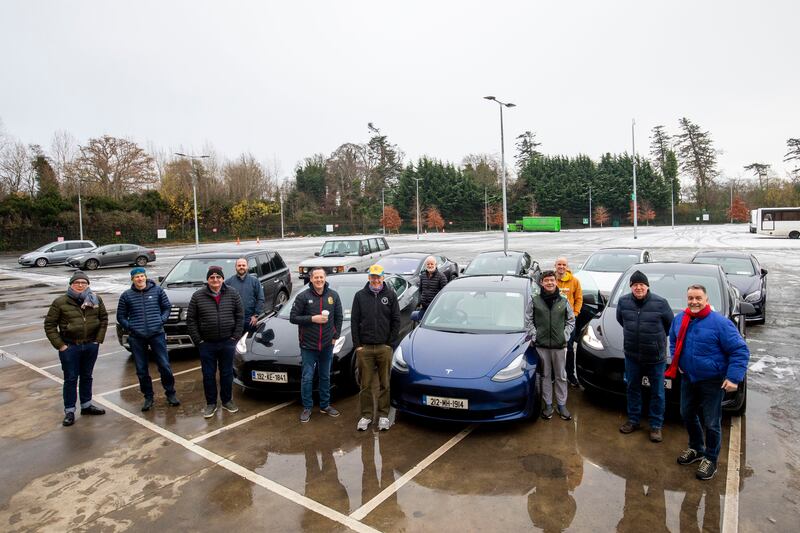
[35,257,48,267]
[275,290,288,307]
[85,259,99,270]
[135,256,148,266]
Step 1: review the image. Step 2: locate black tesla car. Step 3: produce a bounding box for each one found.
[576,262,754,415]
[376,252,459,285]
[462,250,542,282]
[233,273,418,394]
[691,250,767,324]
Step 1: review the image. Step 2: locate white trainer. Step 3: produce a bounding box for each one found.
[378,417,391,431]
[357,417,371,431]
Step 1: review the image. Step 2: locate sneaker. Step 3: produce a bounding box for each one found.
[557,405,572,421]
[357,417,372,431]
[619,421,640,434]
[300,408,312,423]
[166,394,181,407]
[202,404,217,418]
[541,404,554,420]
[141,398,154,412]
[62,412,75,426]
[80,405,105,416]
[649,428,663,443]
[320,406,340,417]
[677,448,702,465]
[568,376,579,388]
[378,417,391,431]
[222,401,239,413]
[696,458,717,480]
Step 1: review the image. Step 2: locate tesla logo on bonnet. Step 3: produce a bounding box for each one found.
[445,368,454,374]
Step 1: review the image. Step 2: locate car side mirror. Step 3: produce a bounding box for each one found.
[157,276,164,283]
[738,301,756,316]
[314,251,320,257]
[761,268,768,277]
[411,310,423,322]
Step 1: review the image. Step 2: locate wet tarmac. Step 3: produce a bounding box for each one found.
[0,225,798,532]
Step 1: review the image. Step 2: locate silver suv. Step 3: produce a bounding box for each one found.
[19,240,97,267]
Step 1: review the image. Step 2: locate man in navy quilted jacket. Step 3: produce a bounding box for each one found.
[117,267,179,411]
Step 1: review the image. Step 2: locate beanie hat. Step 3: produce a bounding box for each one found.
[629,270,649,287]
[206,266,225,280]
[69,271,90,285]
[130,267,146,278]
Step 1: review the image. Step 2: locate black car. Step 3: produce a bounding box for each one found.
[376,252,459,285]
[66,244,156,270]
[462,250,541,281]
[234,273,418,393]
[691,250,767,324]
[576,262,754,415]
[116,250,292,351]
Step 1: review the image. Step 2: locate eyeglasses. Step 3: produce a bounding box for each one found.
[71,281,89,286]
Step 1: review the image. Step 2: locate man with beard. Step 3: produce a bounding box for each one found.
[225,257,265,335]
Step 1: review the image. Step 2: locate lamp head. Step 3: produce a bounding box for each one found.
[505,103,516,108]
[483,96,496,101]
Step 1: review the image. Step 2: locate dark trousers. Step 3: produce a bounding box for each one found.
[300,344,334,409]
[198,339,235,405]
[624,358,666,429]
[565,328,577,380]
[680,378,726,462]
[358,344,392,418]
[59,343,99,412]
[129,333,175,399]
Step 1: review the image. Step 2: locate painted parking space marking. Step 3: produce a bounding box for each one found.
[0,320,42,330]
[0,336,48,348]
[98,365,203,396]
[190,400,296,443]
[722,416,742,533]
[40,348,127,370]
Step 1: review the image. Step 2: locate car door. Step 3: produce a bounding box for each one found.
[99,245,121,266]
[385,275,418,338]
[118,245,139,265]
[256,254,274,311]
[49,243,70,262]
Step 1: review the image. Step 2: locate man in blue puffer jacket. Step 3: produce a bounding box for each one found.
[668,284,749,481]
[117,267,179,411]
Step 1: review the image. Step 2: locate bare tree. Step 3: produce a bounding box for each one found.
[50,130,78,192]
[223,153,268,202]
[675,118,718,210]
[70,135,157,199]
[326,143,367,222]
[0,141,35,197]
[462,154,500,189]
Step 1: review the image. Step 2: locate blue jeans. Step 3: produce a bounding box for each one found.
[624,358,666,429]
[300,344,334,410]
[680,378,726,462]
[128,333,175,399]
[59,343,99,412]
[198,339,235,405]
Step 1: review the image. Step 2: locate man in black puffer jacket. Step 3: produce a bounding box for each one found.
[418,256,448,313]
[187,266,243,419]
[616,270,674,442]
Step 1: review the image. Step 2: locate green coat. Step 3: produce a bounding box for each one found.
[526,292,576,349]
[44,294,108,350]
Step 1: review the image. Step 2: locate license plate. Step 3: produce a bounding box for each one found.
[641,376,672,389]
[423,395,468,409]
[251,370,288,383]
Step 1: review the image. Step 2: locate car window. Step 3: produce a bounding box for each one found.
[247,257,258,275]
[268,252,285,273]
[583,252,643,272]
[422,288,526,333]
[368,238,380,253]
[465,254,520,275]
[121,244,138,251]
[377,256,421,275]
[67,242,87,250]
[319,240,360,256]
[51,243,68,252]
[257,254,271,275]
[163,258,238,284]
[693,257,756,276]
[385,275,408,297]
[378,238,388,251]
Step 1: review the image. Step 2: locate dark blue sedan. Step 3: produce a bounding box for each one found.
[390,275,541,423]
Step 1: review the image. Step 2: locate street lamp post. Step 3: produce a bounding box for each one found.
[414,178,422,239]
[381,188,385,235]
[589,185,592,229]
[484,96,515,254]
[671,180,675,230]
[484,186,488,231]
[77,177,84,240]
[730,181,734,224]
[174,152,210,251]
[631,119,638,240]
[279,183,285,240]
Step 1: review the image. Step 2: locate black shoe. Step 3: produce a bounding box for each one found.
[141,398,154,412]
[677,448,702,465]
[568,376,579,387]
[62,412,75,426]
[81,405,106,416]
[166,394,181,406]
[619,421,640,434]
[696,458,717,480]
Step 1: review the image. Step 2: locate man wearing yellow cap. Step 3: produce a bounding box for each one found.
[351,264,401,431]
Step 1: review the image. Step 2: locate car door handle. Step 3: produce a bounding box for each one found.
[273,279,281,283]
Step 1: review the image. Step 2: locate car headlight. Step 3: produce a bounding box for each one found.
[744,289,761,303]
[180,308,188,321]
[392,345,408,372]
[492,353,526,382]
[582,325,604,350]
[332,336,346,354]
[299,267,306,274]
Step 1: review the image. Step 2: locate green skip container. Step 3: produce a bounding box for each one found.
[521,216,561,232]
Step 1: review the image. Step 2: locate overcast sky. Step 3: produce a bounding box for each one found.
[1,0,798,183]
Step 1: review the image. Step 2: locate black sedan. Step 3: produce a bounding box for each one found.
[462,250,541,281]
[691,250,767,324]
[376,252,459,285]
[233,273,418,394]
[576,262,754,415]
[66,244,156,270]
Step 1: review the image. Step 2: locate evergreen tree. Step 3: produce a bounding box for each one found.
[675,118,718,209]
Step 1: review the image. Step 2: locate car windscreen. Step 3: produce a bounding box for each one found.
[583,252,642,273]
[319,240,360,256]
[278,281,365,321]
[163,258,238,285]
[422,288,526,333]
[377,256,421,275]
[609,271,723,312]
[464,255,519,276]
[693,257,755,276]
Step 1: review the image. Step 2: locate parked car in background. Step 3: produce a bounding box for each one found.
[691,250,767,324]
[298,236,391,283]
[574,248,652,298]
[376,252,459,285]
[234,273,418,393]
[18,240,96,267]
[116,250,292,351]
[461,250,541,281]
[576,262,753,415]
[66,244,156,270]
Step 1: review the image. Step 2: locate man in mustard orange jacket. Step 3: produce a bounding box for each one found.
[555,257,582,386]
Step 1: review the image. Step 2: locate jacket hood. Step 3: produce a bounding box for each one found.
[130,279,158,292]
[559,269,574,282]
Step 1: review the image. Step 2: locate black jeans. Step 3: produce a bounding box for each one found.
[129,333,175,399]
[198,339,235,405]
[59,343,99,412]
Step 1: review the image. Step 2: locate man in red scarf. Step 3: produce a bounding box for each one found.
[668,284,749,481]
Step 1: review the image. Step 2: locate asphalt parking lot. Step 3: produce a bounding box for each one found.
[0,225,798,532]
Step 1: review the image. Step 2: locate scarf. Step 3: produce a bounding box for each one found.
[369,282,383,295]
[541,288,559,308]
[67,286,100,309]
[665,304,712,378]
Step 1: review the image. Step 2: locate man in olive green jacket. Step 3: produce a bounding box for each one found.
[44,271,108,427]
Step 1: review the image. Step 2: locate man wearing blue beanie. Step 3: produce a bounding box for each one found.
[117,267,179,411]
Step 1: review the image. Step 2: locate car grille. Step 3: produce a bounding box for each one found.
[168,306,181,323]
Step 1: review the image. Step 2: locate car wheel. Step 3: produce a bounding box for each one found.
[274,290,288,309]
[729,377,747,415]
[85,259,99,271]
[135,256,148,266]
[755,302,766,325]
[790,231,800,239]
[35,257,48,268]
[348,268,358,272]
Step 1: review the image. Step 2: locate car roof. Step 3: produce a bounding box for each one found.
[473,250,526,257]
[323,236,384,241]
[589,248,647,254]
[380,252,430,259]
[181,250,275,259]
[445,274,531,290]
[692,250,753,259]
[628,262,722,274]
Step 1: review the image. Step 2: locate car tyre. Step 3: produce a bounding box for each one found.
[789,231,800,239]
[85,259,99,271]
[728,377,747,416]
[274,290,288,309]
[755,302,766,325]
[135,256,148,267]
[345,352,362,394]
[35,257,48,268]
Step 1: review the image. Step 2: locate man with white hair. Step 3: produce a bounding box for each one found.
[418,255,448,315]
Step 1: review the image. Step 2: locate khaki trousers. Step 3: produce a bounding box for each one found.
[358,344,392,418]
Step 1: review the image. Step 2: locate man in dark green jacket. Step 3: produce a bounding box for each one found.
[44,271,108,427]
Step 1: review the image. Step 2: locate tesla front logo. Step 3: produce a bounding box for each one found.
[445,368,454,375]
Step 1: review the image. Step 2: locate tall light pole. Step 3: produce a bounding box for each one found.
[381,188,385,235]
[77,177,84,240]
[671,179,675,230]
[174,152,209,251]
[730,180,734,224]
[484,186,488,231]
[589,185,592,229]
[631,119,638,239]
[279,181,285,240]
[484,96,515,254]
[413,178,422,239]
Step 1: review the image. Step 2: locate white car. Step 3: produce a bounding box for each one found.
[298,236,391,283]
[575,248,653,298]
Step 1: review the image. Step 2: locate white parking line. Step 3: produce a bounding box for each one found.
[40,348,127,370]
[722,416,742,533]
[98,365,202,396]
[349,424,475,520]
[0,321,42,330]
[0,349,378,533]
[0,336,47,348]
[191,400,295,443]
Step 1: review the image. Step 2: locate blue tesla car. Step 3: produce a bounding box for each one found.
[390,275,541,422]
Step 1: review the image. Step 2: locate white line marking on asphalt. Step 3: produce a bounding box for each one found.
[191,400,295,443]
[0,349,379,533]
[98,365,202,396]
[0,321,42,330]
[349,424,475,521]
[722,416,742,533]
[0,336,47,348]
[40,348,127,370]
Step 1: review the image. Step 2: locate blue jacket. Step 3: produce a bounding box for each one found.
[616,291,674,364]
[225,274,265,319]
[116,279,171,338]
[669,310,750,384]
